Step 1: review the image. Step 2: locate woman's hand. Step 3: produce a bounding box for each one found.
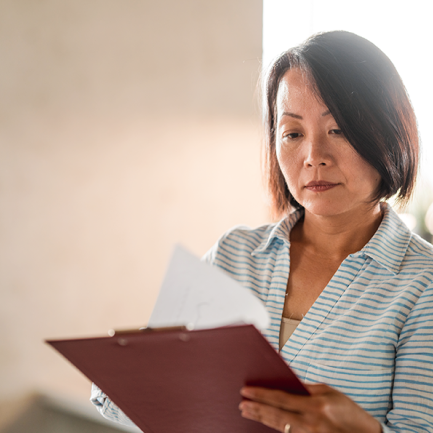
[239,384,382,433]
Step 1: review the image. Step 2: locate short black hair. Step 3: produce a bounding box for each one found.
[264,31,419,216]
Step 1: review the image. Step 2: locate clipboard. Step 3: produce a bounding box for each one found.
[47,324,309,433]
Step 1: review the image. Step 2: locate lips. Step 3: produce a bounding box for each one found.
[305,181,339,192]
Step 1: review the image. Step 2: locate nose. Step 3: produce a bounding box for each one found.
[304,137,331,168]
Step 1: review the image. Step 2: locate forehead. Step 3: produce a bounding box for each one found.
[276,68,325,112]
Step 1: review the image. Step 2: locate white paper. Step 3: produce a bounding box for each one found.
[148,245,270,331]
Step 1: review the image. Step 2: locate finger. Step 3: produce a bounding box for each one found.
[241,387,313,413]
[304,383,333,395]
[239,400,301,433]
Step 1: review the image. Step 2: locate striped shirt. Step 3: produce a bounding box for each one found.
[91,203,433,432]
[203,202,433,433]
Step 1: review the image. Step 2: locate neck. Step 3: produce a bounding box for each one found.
[292,203,384,261]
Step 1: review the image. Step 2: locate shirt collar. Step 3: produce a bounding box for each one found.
[251,203,411,275]
[360,202,411,275]
[251,208,303,256]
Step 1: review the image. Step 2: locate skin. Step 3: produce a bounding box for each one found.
[239,385,382,433]
[239,69,384,433]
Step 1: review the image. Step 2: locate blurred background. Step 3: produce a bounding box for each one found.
[0,0,431,431]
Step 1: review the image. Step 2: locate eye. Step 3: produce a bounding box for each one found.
[329,129,343,135]
[283,132,303,140]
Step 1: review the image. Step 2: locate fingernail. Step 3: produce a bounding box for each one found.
[240,405,254,419]
[239,401,251,410]
[241,410,252,419]
[240,387,253,397]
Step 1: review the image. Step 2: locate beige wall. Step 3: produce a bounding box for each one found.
[0,0,266,412]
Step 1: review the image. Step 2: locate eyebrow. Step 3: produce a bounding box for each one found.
[280,110,331,120]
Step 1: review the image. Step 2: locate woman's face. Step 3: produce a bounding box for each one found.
[276,68,381,218]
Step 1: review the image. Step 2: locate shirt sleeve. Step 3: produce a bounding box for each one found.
[90,383,137,427]
[383,283,433,432]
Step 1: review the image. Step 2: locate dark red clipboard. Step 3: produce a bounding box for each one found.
[46,324,309,433]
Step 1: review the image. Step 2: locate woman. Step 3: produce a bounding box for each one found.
[91,31,433,432]
[205,31,433,432]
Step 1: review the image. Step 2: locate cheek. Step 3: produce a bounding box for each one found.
[276,148,304,197]
[346,154,381,191]
[366,168,382,192]
[276,147,298,178]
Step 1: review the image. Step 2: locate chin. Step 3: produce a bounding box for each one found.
[299,197,355,218]
[302,199,375,219]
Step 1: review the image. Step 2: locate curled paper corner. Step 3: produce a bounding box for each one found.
[149,244,271,332]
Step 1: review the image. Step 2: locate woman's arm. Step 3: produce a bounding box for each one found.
[383,282,433,431]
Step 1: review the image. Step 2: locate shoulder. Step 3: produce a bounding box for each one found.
[403,232,433,295]
[202,222,279,265]
[202,209,303,265]
[397,211,433,274]
[407,231,433,260]
[202,209,304,269]
[389,212,433,315]
[369,203,433,274]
